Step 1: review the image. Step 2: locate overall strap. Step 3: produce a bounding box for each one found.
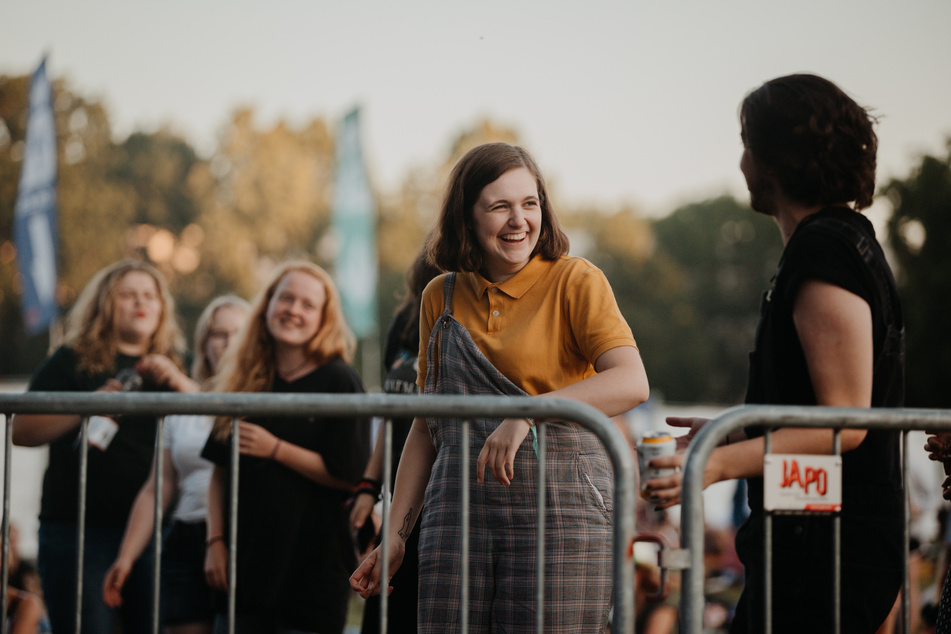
[442,273,457,315]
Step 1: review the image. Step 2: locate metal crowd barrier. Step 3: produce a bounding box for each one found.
[677,404,951,634]
[0,392,636,634]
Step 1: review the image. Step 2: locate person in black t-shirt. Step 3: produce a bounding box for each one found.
[202,261,370,634]
[12,259,198,634]
[350,245,440,634]
[644,74,905,632]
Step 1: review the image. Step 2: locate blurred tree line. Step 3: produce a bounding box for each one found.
[2,72,949,406]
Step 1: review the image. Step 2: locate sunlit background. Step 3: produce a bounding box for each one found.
[2,1,951,603]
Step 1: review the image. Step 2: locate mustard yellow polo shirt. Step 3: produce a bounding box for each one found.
[417,255,637,396]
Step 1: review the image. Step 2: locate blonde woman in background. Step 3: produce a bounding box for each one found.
[12,259,197,634]
[103,296,250,634]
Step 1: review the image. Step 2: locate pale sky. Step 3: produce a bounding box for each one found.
[2,0,950,217]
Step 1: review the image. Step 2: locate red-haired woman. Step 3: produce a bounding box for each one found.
[202,261,370,634]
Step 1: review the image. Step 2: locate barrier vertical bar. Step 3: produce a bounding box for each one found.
[902,431,911,634]
[833,429,841,634]
[380,418,392,634]
[74,416,91,634]
[461,419,470,634]
[1,413,12,634]
[535,422,546,634]
[151,416,165,634]
[764,428,772,634]
[227,417,240,634]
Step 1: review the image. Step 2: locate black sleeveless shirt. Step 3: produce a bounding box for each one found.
[732,207,906,631]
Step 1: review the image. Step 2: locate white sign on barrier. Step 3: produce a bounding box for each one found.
[763,454,842,512]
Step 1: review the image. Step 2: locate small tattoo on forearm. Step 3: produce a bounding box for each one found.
[398,508,413,539]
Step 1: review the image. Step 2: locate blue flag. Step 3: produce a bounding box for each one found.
[332,108,377,338]
[14,58,58,335]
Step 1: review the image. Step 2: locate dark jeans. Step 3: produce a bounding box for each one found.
[38,521,154,634]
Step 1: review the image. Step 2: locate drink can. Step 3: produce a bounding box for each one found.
[637,431,676,500]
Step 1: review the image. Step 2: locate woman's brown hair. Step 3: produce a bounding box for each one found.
[427,143,569,274]
[64,259,186,375]
[740,73,878,211]
[210,261,354,438]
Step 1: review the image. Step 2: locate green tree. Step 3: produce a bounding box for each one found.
[0,73,137,375]
[188,108,335,302]
[650,196,783,403]
[109,130,201,231]
[884,141,951,407]
[570,207,710,403]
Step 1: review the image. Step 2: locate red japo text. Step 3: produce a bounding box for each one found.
[779,459,827,496]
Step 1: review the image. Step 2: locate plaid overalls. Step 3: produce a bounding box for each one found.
[417,273,613,633]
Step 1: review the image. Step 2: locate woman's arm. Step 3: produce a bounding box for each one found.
[351,416,436,598]
[13,353,198,447]
[544,345,649,417]
[648,279,876,508]
[12,378,125,447]
[350,425,386,535]
[236,421,355,491]
[103,448,178,607]
[136,354,201,393]
[204,464,229,591]
[477,345,649,486]
[11,413,83,447]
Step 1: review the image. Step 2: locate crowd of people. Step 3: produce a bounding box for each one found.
[6,72,949,633]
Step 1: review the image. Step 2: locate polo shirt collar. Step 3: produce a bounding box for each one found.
[465,254,552,299]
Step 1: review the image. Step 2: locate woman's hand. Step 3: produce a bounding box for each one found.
[928,434,951,499]
[350,538,406,599]
[102,558,132,608]
[925,433,951,464]
[666,417,710,451]
[237,422,280,459]
[136,354,200,393]
[477,418,533,486]
[204,539,228,592]
[642,452,687,510]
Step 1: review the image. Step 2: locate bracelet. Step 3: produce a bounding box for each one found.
[354,486,381,500]
[206,535,225,548]
[358,476,382,490]
[526,418,536,427]
[354,482,381,501]
[269,439,283,460]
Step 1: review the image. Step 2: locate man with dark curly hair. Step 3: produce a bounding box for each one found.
[647,74,905,632]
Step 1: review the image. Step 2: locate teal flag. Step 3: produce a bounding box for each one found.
[332,108,378,338]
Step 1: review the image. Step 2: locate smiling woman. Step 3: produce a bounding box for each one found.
[11,259,197,634]
[351,143,650,634]
[471,166,542,283]
[201,260,370,634]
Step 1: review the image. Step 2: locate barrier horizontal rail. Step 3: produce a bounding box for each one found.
[680,404,951,634]
[0,392,637,634]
